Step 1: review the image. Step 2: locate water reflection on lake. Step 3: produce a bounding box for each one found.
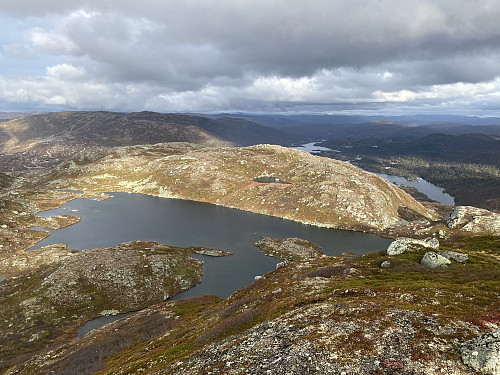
[293,142,337,153]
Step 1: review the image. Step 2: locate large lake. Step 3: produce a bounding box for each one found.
[32,192,392,299]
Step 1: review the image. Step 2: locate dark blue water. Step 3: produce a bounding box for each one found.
[32,192,392,299]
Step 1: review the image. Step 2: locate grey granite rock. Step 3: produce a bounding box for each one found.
[387,237,439,256]
[460,329,500,375]
[440,251,468,263]
[421,251,451,268]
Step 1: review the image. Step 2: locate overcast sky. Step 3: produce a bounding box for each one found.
[1,0,499,115]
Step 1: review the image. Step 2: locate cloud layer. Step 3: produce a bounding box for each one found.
[1,0,499,114]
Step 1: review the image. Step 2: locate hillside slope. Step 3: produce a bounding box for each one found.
[44,142,433,232]
[0,111,232,151]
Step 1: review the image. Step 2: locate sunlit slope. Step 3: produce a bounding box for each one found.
[47,142,434,232]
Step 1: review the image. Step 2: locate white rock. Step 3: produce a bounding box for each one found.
[387,237,439,255]
[440,251,468,263]
[447,206,500,235]
[421,251,451,268]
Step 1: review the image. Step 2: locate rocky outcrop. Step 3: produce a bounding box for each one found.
[446,206,500,236]
[47,143,434,232]
[386,237,439,255]
[460,329,500,375]
[162,307,473,375]
[188,246,232,257]
[440,251,469,263]
[0,241,203,368]
[254,237,324,261]
[421,251,451,268]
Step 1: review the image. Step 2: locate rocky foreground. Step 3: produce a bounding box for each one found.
[4,236,499,375]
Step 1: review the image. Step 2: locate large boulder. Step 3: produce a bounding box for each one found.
[460,329,500,375]
[387,237,439,256]
[446,206,500,236]
[421,251,451,268]
[440,251,468,263]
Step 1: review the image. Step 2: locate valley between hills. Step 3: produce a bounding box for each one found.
[0,112,500,374]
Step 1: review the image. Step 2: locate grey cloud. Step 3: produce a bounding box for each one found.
[1,0,500,113]
[8,1,500,79]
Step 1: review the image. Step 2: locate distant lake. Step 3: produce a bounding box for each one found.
[376,173,455,206]
[32,193,392,300]
[293,143,455,205]
[293,142,337,153]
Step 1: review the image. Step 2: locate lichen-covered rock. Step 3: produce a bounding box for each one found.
[380,261,391,268]
[446,206,500,235]
[188,246,232,257]
[160,306,474,375]
[387,237,439,255]
[460,329,500,375]
[255,237,324,261]
[440,251,469,263]
[421,251,451,268]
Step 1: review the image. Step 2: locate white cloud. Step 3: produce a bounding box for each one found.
[26,27,78,55]
[374,79,500,102]
[46,64,86,80]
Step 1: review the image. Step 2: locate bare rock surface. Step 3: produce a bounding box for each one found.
[440,251,469,263]
[421,251,452,268]
[254,236,324,261]
[164,306,474,375]
[447,206,500,236]
[460,329,500,375]
[386,237,439,255]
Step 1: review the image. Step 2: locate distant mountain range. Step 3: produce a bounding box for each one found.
[0,111,298,151]
[1,110,499,172]
[209,113,500,128]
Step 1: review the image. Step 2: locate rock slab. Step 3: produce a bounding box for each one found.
[387,237,439,256]
[460,329,500,375]
[447,206,500,236]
